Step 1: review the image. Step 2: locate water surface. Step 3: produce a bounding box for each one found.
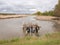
[0,16,60,40]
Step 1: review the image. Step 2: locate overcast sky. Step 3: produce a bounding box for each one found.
[0,0,58,14]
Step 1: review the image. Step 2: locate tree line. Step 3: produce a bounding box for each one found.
[54,0,60,17]
[33,0,60,17]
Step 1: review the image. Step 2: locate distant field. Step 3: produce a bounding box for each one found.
[0,32,60,45]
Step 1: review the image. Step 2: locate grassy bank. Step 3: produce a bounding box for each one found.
[0,32,60,45]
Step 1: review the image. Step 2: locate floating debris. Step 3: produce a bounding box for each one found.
[22,23,41,36]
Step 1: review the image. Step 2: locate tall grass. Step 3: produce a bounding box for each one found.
[0,38,19,44]
[0,32,60,45]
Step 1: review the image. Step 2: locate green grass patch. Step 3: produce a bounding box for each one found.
[0,38,19,44]
[0,32,60,45]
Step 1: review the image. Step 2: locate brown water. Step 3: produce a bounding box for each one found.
[0,16,60,40]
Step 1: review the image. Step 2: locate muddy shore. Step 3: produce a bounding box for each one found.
[0,15,27,19]
[35,16,60,21]
[0,15,60,20]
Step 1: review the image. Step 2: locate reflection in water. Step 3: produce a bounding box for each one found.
[0,16,60,40]
[53,21,60,31]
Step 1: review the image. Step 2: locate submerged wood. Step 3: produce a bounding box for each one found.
[23,23,40,36]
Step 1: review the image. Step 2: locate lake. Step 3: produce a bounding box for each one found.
[0,16,60,40]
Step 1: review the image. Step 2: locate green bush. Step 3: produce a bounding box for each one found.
[42,11,54,16]
[33,11,54,16]
[33,11,42,15]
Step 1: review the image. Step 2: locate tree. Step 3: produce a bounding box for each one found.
[33,11,42,15]
[54,0,60,17]
[42,11,54,16]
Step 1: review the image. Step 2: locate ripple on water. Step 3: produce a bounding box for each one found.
[0,16,60,40]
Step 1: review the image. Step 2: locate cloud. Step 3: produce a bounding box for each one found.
[0,0,58,14]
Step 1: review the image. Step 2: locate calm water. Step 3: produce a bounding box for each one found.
[0,16,60,40]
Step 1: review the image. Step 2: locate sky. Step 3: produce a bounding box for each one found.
[0,0,58,14]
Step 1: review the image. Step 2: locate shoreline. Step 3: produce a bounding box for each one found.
[0,15,27,19]
[35,15,60,21]
[0,15,60,20]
